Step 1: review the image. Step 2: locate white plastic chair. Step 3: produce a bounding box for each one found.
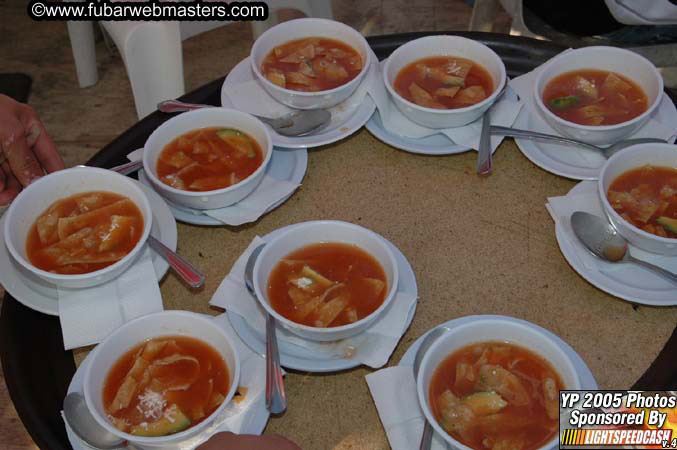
[67,0,333,119]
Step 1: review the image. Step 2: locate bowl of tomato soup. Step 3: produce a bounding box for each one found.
[599,143,677,255]
[417,318,580,450]
[83,310,240,446]
[250,18,371,109]
[3,166,152,289]
[252,220,399,342]
[534,46,662,145]
[143,108,272,210]
[383,35,506,128]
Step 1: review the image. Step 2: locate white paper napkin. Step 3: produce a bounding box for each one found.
[209,236,417,369]
[369,59,523,152]
[224,50,379,133]
[127,150,300,227]
[509,49,677,167]
[546,180,677,274]
[366,366,448,450]
[57,247,164,350]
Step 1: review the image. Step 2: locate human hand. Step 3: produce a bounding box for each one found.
[196,431,302,450]
[0,94,64,205]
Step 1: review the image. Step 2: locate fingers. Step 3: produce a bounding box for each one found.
[0,162,21,206]
[21,110,64,173]
[0,121,44,187]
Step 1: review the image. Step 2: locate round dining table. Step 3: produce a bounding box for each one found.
[1,32,676,450]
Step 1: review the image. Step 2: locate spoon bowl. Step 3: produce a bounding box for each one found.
[571,211,677,283]
[63,392,126,449]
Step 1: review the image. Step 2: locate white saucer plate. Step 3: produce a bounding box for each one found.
[399,314,598,449]
[138,147,307,226]
[221,57,376,149]
[0,182,177,316]
[514,93,677,180]
[555,181,677,306]
[228,223,418,372]
[64,313,269,450]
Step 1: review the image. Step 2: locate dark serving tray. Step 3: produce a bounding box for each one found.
[1,32,675,450]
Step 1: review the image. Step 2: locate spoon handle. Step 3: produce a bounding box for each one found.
[626,254,677,283]
[490,126,601,151]
[157,99,211,113]
[477,107,492,175]
[109,160,143,176]
[419,422,434,450]
[266,313,287,414]
[147,236,206,288]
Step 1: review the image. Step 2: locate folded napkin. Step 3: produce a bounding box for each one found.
[58,247,164,350]
[366,366,449,450]
[128,150,300,227]
[509,49,677,167]
[546,180,677,274]
[224,50,379,133]
[210,236,418,368]
[369,59,523,152]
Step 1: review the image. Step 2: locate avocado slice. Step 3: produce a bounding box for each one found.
[130,404,191,437]
[216,128,256,158]
[548,95,580,110]
[657,216,677,234]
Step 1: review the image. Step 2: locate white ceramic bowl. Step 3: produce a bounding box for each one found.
[417,318,581,450]
[383,35,507,129]
[534,46,663,145]
[143,108,273,210]
[253,220,399,342]
[250,18,371,109]
[3,167,152,289]
[83,310,240,448]
[598,143,677,255]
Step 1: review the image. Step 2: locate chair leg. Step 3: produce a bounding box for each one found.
[66,21,99,88]
[104,21,185,119]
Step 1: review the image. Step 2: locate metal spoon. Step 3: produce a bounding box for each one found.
[244,243,287,414]
[63,392,126,449]
[491,126,666,159]
[157,100,331,137]
[414,325,451,450]
[571,211,677,283]
[147,236,205,288]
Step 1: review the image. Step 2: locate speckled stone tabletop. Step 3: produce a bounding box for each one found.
[72,130,677,450]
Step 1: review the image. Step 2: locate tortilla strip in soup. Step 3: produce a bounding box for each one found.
[394,56,494,109]
[157,127,263,192]
[543,69,648,126]
[607,165,677,238]
[102,336,231,437]
[262,37,363,92]
[26,191,144,274]
[267,243,387,328]
[430,342,563,450]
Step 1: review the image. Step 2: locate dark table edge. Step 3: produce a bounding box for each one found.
[1,31,675,450]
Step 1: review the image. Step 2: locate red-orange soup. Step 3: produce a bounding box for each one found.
[26,191,144,274]
[429,342,564,450]
[267,243,387,328]
[262,37,363,92]
[394,56,494,109]
[102,336,230,437]
[543,69,648,126]
[607,165,677,239]
[157,127,263,192]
